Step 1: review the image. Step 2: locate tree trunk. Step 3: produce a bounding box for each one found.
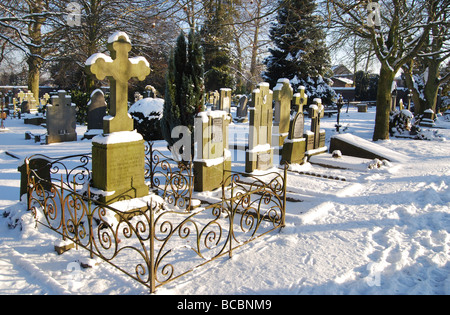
[373,63,396,141]
[27,56,41,101]
[423,61,440,114]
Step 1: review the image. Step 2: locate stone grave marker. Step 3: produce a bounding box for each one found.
[220,88,232,114]
[46,90,78,144]
[85,31,150,204]
[293,86,308,113]
[245,82,274,173]
[194,110,231,192]
[273,78,293,148]
[208,91,220,110]
[83,89,107,139]
[307,98,326,153]
[236,95,248,122]
[281,95,307,165]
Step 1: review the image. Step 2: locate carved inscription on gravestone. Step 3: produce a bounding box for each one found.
[212,118,223,143]
[293,114,304,139]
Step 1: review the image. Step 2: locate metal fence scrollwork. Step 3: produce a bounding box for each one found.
[23,143,287,293]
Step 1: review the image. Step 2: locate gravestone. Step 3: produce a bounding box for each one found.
[293,86,308,113]
[236,95,248,122]
[220,88,232,114]
[306,98,326,154]
[84,89,107,139]
[21,92,38,114]
[420,109,436,127]
[245,82,274,173]
[18,158,52,201]
[86,31,150,204]
[194,110,231,192]
[208,91,220,110]
[46,90,78,144]
[281,94,308,165]
[273,79,293,148]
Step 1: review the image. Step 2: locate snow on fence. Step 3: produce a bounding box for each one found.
[21,144,287,293]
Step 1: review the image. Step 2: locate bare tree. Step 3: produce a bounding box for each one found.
[324,0,449,141]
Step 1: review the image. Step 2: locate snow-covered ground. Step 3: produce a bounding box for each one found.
[0,106,449,295]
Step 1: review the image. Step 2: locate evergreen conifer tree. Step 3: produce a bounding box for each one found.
[264,0,334,104]
[161,31,204,148]
[201,0,235,91]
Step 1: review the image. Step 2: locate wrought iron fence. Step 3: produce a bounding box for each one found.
[22,143,287,293]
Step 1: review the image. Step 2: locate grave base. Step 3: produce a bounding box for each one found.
[245,149,274,173]
[281,138,306,165]
[194,159,231,192]
[92,136,148,204]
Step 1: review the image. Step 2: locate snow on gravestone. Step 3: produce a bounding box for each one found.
[329,133,410,163]
[273,78,293,148]
[245,82,274,173]
[193,110,231,192]
[282,89,309,165]
[83,89,107,139]
[85,31,150,204]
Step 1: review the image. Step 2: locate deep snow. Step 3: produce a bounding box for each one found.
[0,106,449,295]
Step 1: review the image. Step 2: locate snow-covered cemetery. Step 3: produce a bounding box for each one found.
[0,0,449,296]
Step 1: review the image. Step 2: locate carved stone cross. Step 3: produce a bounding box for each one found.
[86,32,150,134]
[293,86,308,113]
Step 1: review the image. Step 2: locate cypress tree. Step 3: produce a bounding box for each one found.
[201,0,235,91]
[161,31,204,148]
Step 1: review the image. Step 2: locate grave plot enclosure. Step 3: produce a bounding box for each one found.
[21,143,287,293]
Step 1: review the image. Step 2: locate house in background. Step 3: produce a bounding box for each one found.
[331,65,356,101]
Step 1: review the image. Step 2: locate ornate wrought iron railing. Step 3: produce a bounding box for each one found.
[22,145,288,293]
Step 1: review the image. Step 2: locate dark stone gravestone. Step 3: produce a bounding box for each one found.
[18,158,52,200]
[236,95,248,122]
[84,89,107,139]
[46,90,78,144]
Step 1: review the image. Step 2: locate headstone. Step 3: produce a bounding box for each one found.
[307,98,326,153]
[293,86,308,113]
[281,89,308,165]
[357,103,368,112]
[18,158,52,200]
[420,109,436,127]
[236,95,248,122]
[208,91,220,110]
[84,89,107,139]
[245,82,274,173]
[273,79,293,148]
[220,88,232,114]
[85,31,150,204]
[134,92,143,103]
[194,110,231,192]
[46,90,77,144]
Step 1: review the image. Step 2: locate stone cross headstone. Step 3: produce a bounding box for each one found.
[18,90,25,104]
[236,95,248,122]
[281,90,308,165]
[85,31,151,204]
[21,91,38,114]
[245,82,274,173]
[194,110,231,192]
[293,86,308,113]
[84,89,107,139]
[308,98,326,150]
[86,31,150,135]
[220,88,232,114]
[273,78,293,148]
[46,90,77,144]
[41,93,50,106]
